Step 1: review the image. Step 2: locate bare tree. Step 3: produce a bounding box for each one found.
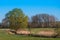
[30,14,56,28]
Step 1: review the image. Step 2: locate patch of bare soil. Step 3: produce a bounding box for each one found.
[37,30,57,37]
[16,29,30,35]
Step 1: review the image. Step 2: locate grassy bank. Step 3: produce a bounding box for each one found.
[0,28,60,40]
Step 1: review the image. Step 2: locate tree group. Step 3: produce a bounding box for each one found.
[1,8,60,30]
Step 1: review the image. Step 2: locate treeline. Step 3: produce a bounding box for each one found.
[0,8,60,28]
[28,14,60,28]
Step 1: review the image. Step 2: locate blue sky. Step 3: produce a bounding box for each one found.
[0,0,60,22]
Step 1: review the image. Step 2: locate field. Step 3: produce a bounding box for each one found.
[0,28,60,40]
